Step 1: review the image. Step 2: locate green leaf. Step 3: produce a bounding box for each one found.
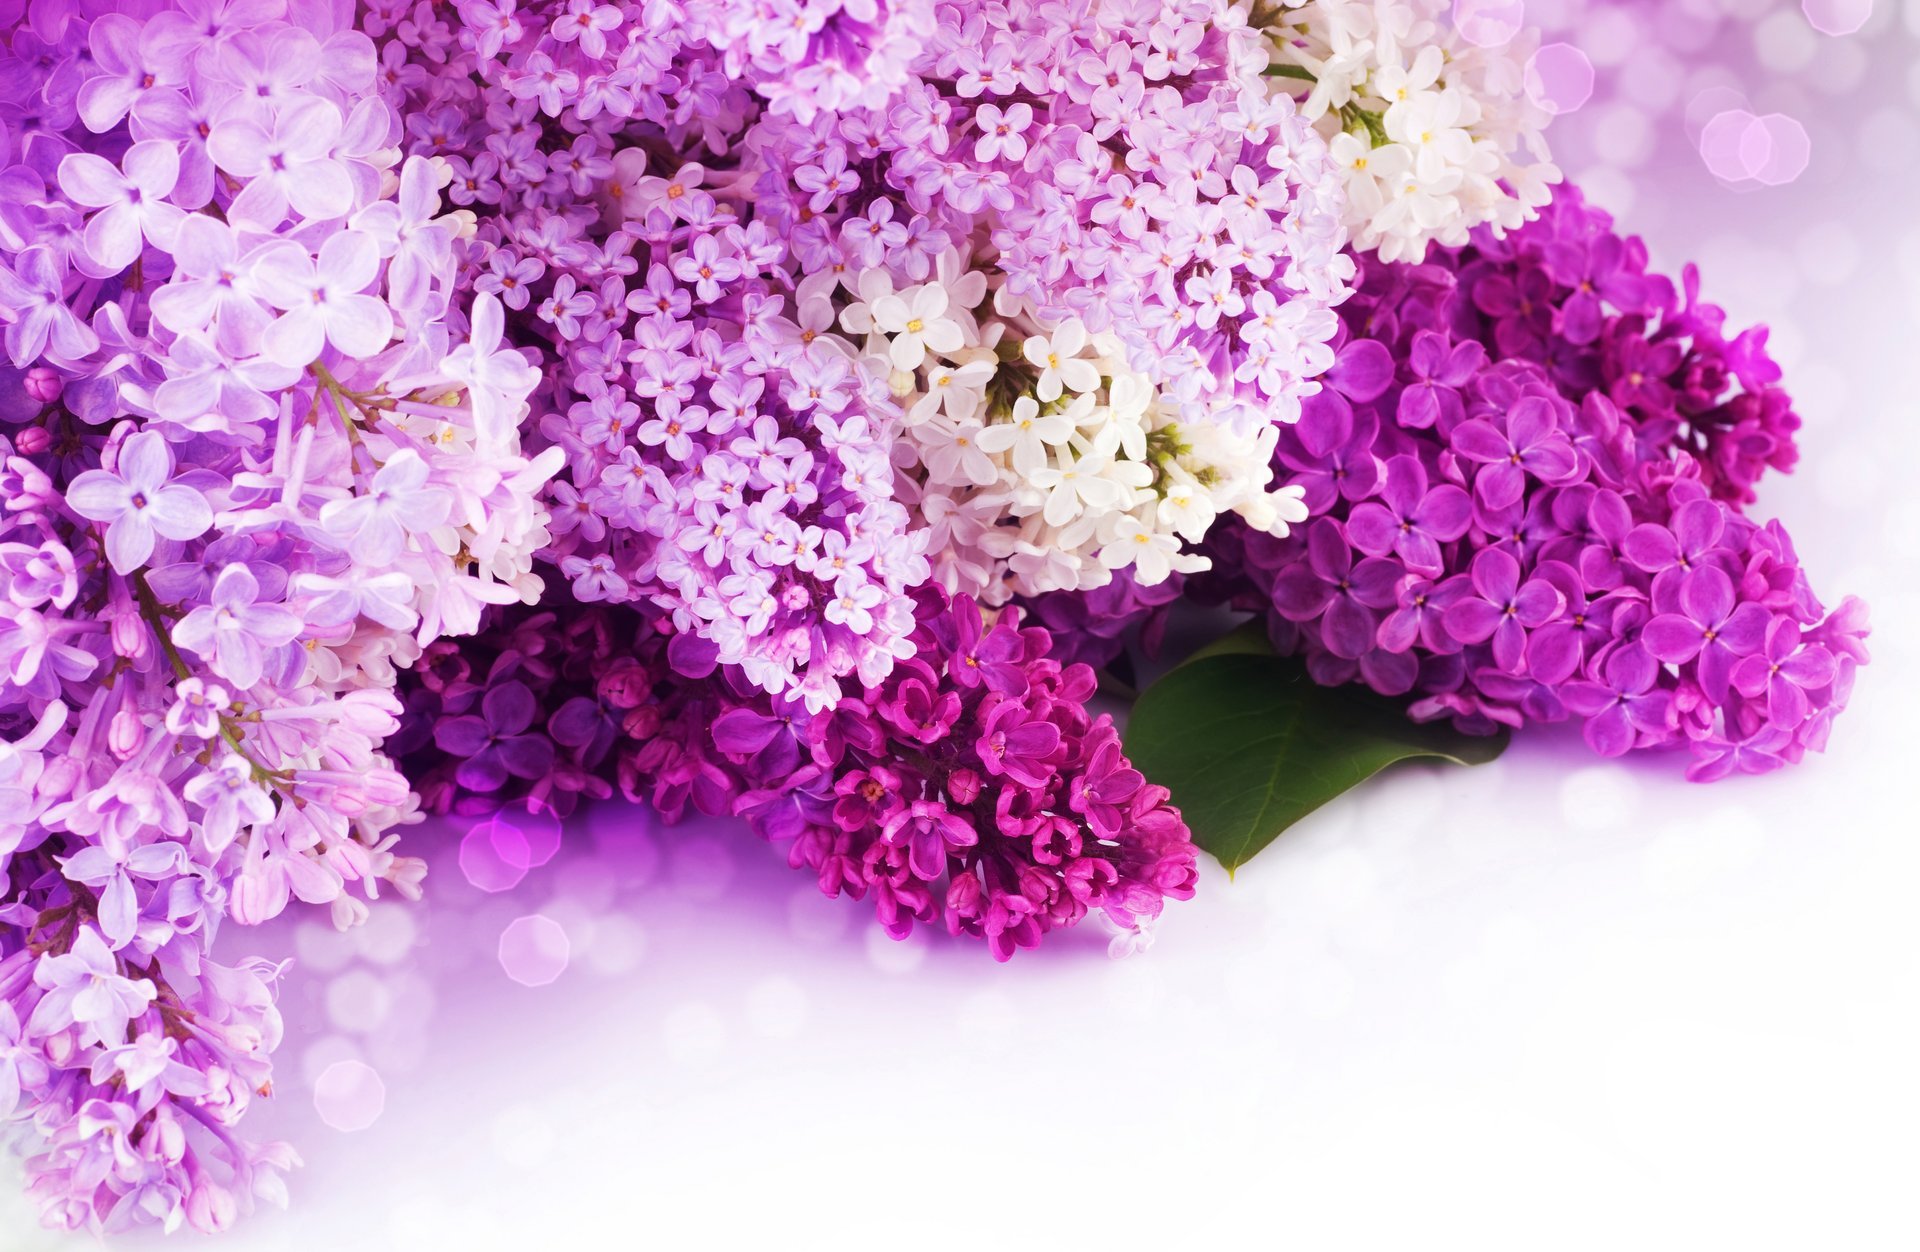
[1124,632,1507,873]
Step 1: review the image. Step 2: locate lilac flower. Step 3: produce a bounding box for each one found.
[1270,519,1402,659]
[1731,618,1836,729]
[170,565,305,689]
[77,14,180,132]
[1450,396,1581,509]
[27,926,157,1049]
[0,247,100,366]
[64,431,214,573]
[57,141,186,272]
[433,679,557,792]
[0,1002,50,1120]
[1641,566,1768,699]
[1184,186,1863,776]
[253,231,394,366]
[1344,454,1471,574]
[549,0,622,59]
[1621,499,1725,575]
[147,216,273,356]
[319,450,451,564]
[0,2,552,1232]
[396,590,1196,963]
[205,95,353,226]
[1442,548,1564,673]
[1397,331,1486,430]
[1561,645,1675,757]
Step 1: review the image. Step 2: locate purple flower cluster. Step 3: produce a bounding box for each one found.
[699,0,935,123]
[0,1,554,1235]
[395,588,1197,960]
[742,0,1353,431]
[1194,187,1867,778]
[374,0,931,714]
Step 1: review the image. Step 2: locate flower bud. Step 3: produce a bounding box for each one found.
[621,704,663,741]
[108,706,144,759]
[946,767,982,805]
[598,658,651,709]
[187,1183,237,1235]
[110,604,150,661]
[23,366,62,403]
[12,424,52,454]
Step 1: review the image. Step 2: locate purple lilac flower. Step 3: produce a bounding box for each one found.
[738,0,1354,433]
[1183,185,1866,779]
[395,588,1197,961]
[376,3,930,714]
[0,4,555,1235]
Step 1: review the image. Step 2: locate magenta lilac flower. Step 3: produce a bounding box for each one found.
[395,588,1197,960]
[1192,186,1866,779]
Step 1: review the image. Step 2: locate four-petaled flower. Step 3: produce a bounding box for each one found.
[171,564,305,690]
[65,430,214,574]
[1442,547,1564,673]
[57,140,186,273]
[27,926,156,1050]
[253,230,394,368]
[433,680,558,792]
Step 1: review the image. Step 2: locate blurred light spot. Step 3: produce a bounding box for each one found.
[1699,108,1813,186]
[325,970,394,1033]
[1525,43,1594,114]
[1685,84,1750,143]
[1619,48,1684,113]
[1803,0,1872,34]
[459,817,531,893]
[1660,3,1723,52]
[294,921,356,974]
[1752,113,1812,184]
[504,799,563,869]
[1755,9,1820,71]
[1591,103,1654,167]
[300,1035,364,1087]
[585,914,648,976]
[1699,108,1765,180]
[314,1060,386,1132]
[1576,5,1639,65]
[352,904,417,966]
[498,914,571,986]
[1453,0,1526,46]
[744,977,808,1040]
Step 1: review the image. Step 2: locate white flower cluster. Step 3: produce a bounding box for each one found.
[828,258,1309,606]
[1259,0,1561,262]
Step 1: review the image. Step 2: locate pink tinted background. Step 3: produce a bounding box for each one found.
[9,2,1919,1246]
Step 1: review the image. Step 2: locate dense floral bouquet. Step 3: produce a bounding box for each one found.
[0,0,1866,1237]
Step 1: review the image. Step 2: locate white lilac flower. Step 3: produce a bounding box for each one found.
[1260,0,1562,262]
[834,254,1306,606]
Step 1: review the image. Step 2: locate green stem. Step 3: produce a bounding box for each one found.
[1263,63,1318,83]
[129,568,283,789]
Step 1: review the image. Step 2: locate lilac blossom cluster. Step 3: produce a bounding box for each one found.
[373,0,931,714]
[394,587,1197,960]
[1192,187,1868,778]
[743,0,1354,433]
[0,1,553,1235]
[360,0,1210,960]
